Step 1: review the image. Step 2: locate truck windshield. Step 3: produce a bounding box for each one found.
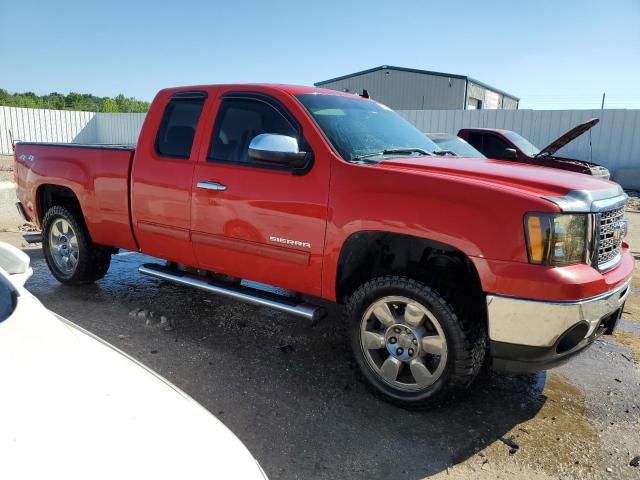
[296,93,441,162]
[502,130,540,157]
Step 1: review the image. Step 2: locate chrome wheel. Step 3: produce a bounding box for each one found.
[48,218,79,275]
[360,296,448,392]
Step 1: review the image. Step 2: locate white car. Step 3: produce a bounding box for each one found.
[0,243,267,480]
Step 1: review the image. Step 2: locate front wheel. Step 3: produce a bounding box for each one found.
[42,205,112,285]
[346,275,486,409]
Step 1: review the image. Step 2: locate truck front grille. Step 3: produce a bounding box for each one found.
[598,206,625,269]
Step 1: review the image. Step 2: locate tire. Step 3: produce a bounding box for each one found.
[346,275,486,409]
[42,205,112,285]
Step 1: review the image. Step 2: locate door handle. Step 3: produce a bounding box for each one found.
[197,181,227,191]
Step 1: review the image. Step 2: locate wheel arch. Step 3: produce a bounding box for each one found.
[37,184,84,225]
[335,230,483,304]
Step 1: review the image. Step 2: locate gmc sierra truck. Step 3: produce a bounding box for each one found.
[14,84,632,408]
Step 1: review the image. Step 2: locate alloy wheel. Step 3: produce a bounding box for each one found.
[360,296,448,392]
[48,218,79,275]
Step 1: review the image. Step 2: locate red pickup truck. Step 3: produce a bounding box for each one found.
[14,84,632,408]
[458,119,611,179]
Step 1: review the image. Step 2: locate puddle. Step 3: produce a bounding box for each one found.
[618,319,640,335]
[457,374,602,478]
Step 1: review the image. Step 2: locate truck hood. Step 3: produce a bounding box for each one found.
[378,155,614,199]
[535,118,599,157]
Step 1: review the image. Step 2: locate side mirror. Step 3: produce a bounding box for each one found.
[502,148,518,160]
[248,134,308,168]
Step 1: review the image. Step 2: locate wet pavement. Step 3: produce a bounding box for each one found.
[5,233,640,479]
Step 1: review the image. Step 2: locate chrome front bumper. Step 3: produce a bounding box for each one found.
[487,281,630,372]
[487,280,630,348]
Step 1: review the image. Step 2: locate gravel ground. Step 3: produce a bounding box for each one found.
[1,205,639,479]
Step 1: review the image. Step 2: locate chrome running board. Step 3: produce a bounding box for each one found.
[22,233,42,244]
[139,263,326,323]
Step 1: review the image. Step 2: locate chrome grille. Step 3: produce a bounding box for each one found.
[598,206,625,269]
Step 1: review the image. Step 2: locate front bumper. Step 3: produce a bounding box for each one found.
[487,279,630,373]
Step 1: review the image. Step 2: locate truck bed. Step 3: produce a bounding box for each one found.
[14,142,138,251]
[16,142,135,151]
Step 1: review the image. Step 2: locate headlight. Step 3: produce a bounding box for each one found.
[525,213,594,266]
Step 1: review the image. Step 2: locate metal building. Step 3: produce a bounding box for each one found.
[314,65,519,110]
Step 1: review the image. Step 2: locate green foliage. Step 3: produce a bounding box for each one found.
[0,88,150,113]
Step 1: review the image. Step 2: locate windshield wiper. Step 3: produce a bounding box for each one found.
[432,150,457,156]
[383,148,434,156]
[351,148,434,162]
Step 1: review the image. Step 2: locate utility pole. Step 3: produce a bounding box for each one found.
[601,93,606,110]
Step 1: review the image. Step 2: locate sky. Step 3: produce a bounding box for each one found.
[2,0,639,109]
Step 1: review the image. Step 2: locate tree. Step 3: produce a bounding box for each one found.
[0,89,150,112]
[100,98,118,112]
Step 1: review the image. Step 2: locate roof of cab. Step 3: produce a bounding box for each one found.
[459,127,513,134]
[158,83,360,98]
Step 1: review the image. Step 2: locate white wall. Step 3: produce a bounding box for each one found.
[2,106,639,187]
[0,106,146,153]
[398,109,640,182]
[95,113,146,145]
[0,106,97,153]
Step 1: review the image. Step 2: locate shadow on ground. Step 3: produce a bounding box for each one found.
[24,248,547,479]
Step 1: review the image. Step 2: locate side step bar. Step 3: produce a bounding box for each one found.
[22,233,43,244]
[139,263,326,324]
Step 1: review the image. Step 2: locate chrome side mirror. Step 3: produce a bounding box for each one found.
[248,134,308,167]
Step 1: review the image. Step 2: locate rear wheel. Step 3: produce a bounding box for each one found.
[42,205,112,285]
[346,275,486,409]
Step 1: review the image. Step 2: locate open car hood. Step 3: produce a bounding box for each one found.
[535,118,599,157]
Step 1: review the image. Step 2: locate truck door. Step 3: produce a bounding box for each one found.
[190,91,330,297]
[131,91,208,265]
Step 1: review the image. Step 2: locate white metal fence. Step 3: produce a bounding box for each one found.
[1,106,639,186]
[0,106,145,154]
[0,106,96,151]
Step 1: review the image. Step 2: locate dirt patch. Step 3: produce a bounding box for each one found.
[430,374,602,479]
[625,191,640,213]
[622,298,640,325]
[625,191,640,212]
[612,331,640,363]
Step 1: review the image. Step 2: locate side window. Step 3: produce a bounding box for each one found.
[466,132,484,151]
[209,98,297,164]
[482,134,511,159]
[156,97,205,158]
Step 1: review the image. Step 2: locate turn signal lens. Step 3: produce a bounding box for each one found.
[526,215,544,263]
[524,213,592,266]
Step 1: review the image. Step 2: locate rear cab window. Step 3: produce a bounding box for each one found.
[156,93,206,158]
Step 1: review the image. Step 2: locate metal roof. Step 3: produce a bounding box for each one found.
[315,65,520,101]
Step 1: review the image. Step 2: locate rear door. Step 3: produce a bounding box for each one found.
[131,91,209,265]
[190,90,330,296]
